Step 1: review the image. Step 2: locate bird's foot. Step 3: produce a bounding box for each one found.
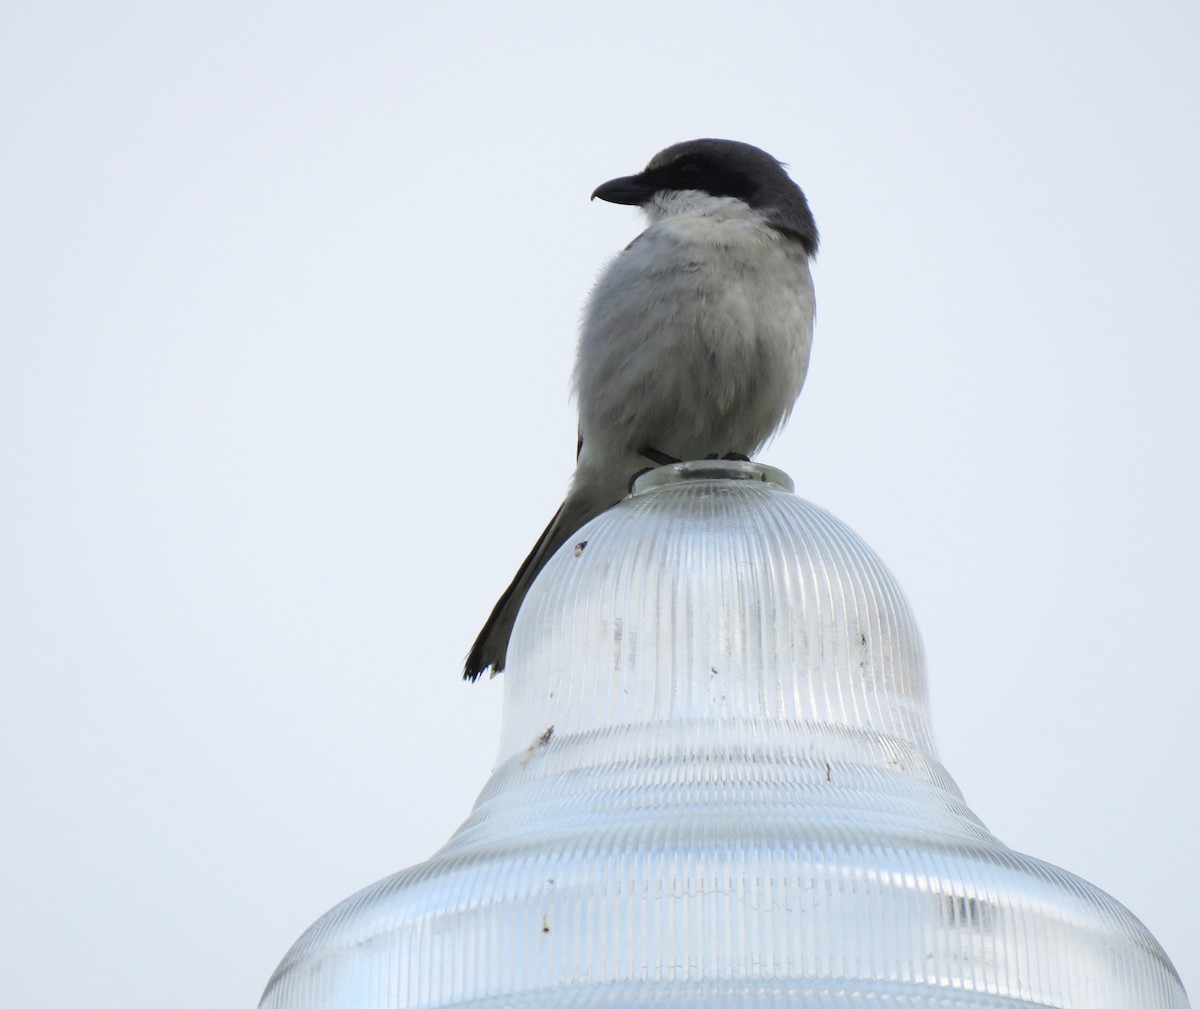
[638,445,681,466]
[722,452,751,462]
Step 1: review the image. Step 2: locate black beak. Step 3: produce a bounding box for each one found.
[591,172,657,205]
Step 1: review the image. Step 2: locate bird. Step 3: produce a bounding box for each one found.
[464,138,818,681]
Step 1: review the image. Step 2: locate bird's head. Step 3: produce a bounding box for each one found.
[591,139,818,256]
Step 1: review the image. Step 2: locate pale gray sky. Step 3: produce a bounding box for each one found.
[2,3,1197,1006]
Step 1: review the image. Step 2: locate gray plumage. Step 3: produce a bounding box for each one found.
[464,139,818,681]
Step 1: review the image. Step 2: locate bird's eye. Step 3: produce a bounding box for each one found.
[676,160,702,182]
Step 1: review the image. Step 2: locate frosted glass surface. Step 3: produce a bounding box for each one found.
[261,462,1188,1009]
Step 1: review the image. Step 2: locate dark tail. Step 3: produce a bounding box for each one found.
[464,489,614,681]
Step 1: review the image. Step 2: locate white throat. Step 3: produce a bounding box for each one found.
[641,190,753,224]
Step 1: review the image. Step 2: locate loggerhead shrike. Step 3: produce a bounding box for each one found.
[464,139,818,681]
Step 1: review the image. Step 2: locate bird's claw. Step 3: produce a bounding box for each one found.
[638,445,681,466]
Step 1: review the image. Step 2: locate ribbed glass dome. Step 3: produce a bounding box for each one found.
[260,462,1188,1009]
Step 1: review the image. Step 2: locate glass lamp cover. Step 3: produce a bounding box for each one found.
[261,462,1188,1009]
